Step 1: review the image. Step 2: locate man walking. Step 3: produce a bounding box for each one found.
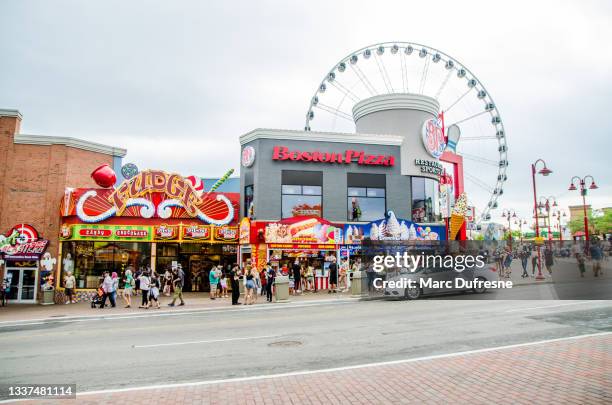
[265,262,275,302]
[328,258,338,293]
[292,259,301,294]
[168,266,185,307]
[230,264,241,305]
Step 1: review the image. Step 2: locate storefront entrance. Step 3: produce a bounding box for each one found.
[4,266,38,303]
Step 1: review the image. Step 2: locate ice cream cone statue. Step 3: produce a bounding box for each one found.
[449,192,468,240]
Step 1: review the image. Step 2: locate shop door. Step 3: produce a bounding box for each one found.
[5,267,38,303]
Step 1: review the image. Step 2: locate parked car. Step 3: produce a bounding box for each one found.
[383,264,498,300]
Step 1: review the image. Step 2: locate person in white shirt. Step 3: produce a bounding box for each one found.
[64,271,76,304]
[100,272,115,308]
[138,271,150,309]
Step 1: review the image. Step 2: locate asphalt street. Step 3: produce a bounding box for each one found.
[0,296,610,396]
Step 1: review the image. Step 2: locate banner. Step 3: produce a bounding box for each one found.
[344,211,446,243]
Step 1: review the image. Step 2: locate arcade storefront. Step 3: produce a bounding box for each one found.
[56,169,239,302]
[0,224,51,304]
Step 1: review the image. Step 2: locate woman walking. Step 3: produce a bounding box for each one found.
[148,274,161,309]
[244,265,256,305]
[138,271,150,309]
[122,269,134,308]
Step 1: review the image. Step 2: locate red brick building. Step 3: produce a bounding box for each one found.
[0,109,126,302]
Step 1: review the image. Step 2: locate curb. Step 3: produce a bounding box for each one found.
[0,297,359,327]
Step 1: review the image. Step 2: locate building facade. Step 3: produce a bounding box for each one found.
[0,109,125,303]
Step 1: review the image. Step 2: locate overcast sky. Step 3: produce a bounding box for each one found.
[1,0,610,227]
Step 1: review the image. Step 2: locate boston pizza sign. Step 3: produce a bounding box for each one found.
[272,146,394,166]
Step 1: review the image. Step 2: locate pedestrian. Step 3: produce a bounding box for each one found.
[1,277,9,307]
[590,240,603,277]
[134,268,141,296]
[265,262,275,302]
[122,269,134,307]
[244,265,256,305]
[100,271,115,308]
[576,252,586,277]
[254,267,262,302]
[339,258,349,291]
[138,271,150,308]
[259,267,267,297]
[292,259,301,294]
[111,272,119,305]
[328,258,338,293]
[366,262,376,292]
[148,274,161,309]
[168,266,185,306]
[219,273,228,298]
[544,246,554,276]
[163,268,172,296]
[230,264,241,305]
[531,251,539,276]
[519,247,529,278]
[209,265,219,300]
[64,271,76,304]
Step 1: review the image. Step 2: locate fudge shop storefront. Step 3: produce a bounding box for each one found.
[56,169,239,302]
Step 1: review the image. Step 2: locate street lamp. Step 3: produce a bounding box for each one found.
[501,208,517,250]
[552,210,567,241]
[538,196,557,241]
[568,175,598,253]
[531,159,552,280]
[514,218,527,241]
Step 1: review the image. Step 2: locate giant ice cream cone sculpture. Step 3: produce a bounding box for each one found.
[449,192,468,240]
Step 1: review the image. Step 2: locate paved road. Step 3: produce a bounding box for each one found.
[0,297,610,398]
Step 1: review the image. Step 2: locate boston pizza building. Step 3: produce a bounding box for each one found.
[239,94,465,275]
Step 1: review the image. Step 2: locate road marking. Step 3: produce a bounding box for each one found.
[133,334,283,348]
[0,298,357,328]
[60,331,612,399]
[504,301,599,313]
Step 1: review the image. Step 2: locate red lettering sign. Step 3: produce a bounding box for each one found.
[79,229,112,237]
[115,229,148,238]
[272,146,394,166]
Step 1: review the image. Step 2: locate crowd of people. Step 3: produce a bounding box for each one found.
[58,256,364,308]
[488,237,609,280]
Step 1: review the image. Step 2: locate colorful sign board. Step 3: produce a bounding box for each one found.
[61,170,238,226]
[239,217,251,245]
[263,217,343,244]
[0,224,49,260]
[272,146,394,167]
[241,146,256,168]
[62,223,238,243]
[421,115,446,159]
[71,225,153,241]
[344,211,446,243]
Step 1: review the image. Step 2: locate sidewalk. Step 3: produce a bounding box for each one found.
[0,290,354,324]
[17,333,612,404]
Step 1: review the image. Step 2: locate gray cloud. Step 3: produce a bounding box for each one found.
[1,0,610,226]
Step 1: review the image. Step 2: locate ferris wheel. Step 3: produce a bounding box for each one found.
[304,42,507,223]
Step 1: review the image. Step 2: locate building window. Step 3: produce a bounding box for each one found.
[244,184,254,217]
[411,177,441,223]
[281,170,323,218]
[60,241,150,289]
[347,173,386,221]
[347,187,386,221]
[282,185,322,218]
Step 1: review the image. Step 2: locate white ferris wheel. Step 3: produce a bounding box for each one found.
[304,42,507,223]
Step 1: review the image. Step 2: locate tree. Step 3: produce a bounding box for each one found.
[568,210,612,235]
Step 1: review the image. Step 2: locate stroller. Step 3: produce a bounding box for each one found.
[90,287,105,308]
